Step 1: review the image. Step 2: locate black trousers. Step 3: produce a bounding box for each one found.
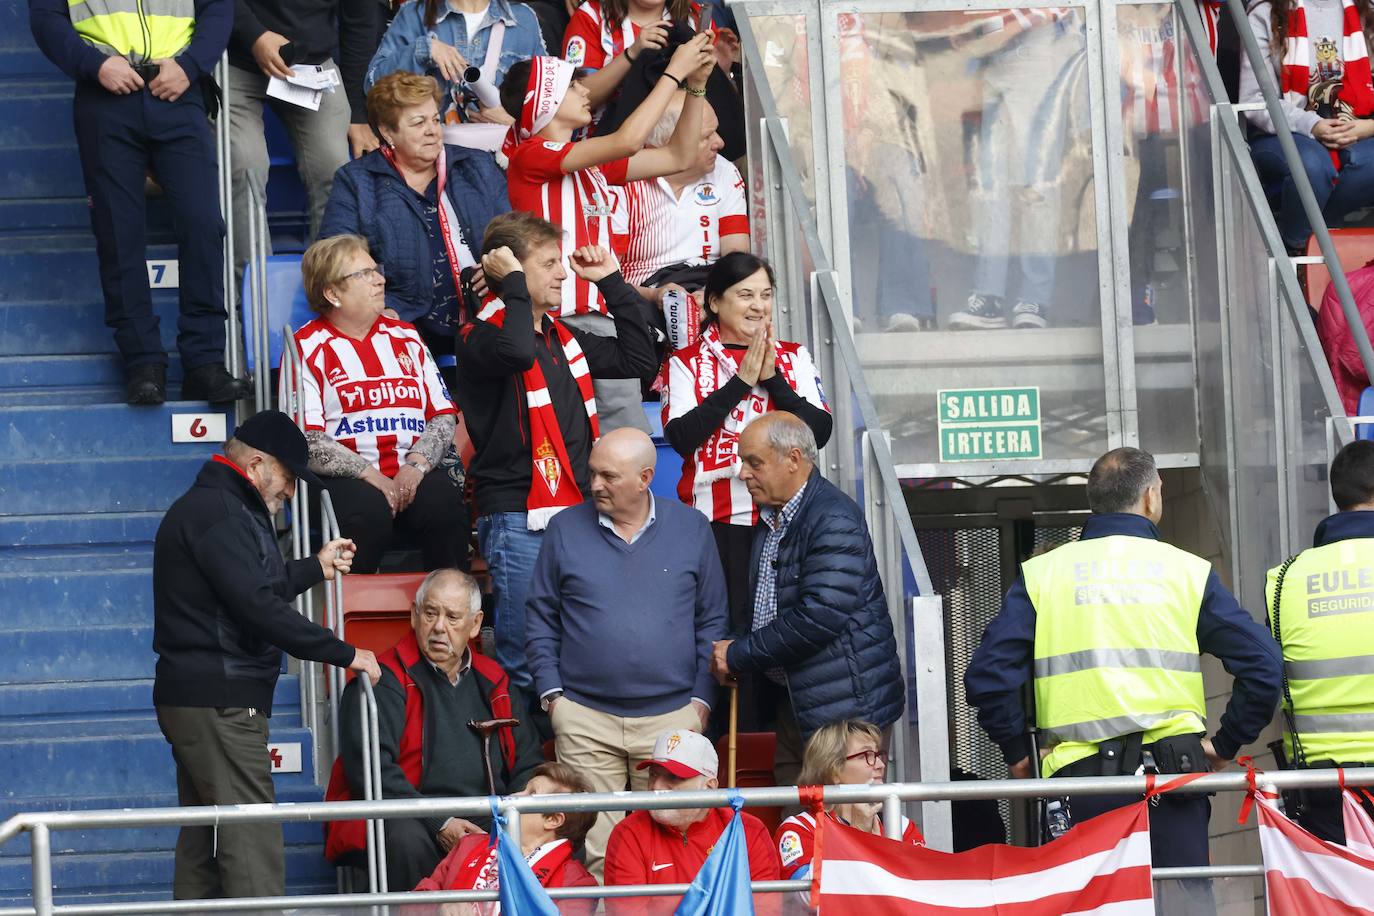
[316,468,470,574]
[1289,775,1374,845]
[337,817,445,891]
[73,83,226,371]
[708,521,775,737]
[156,705,283,899]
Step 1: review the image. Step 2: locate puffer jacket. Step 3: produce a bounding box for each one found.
[726,468,905,736]
[152,457,356,714]
[319,144,510,324]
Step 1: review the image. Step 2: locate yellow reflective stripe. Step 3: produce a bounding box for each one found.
[1034,647,1202,679]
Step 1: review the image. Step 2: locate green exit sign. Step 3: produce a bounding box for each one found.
[937,387,1042,462]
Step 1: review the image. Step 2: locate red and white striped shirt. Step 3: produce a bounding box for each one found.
[617,155,749,286]
[664,339,827,527]
[1120,8,1209,136]
[506,139,630,317]
[562,0,698,70]
[287,316,455,476]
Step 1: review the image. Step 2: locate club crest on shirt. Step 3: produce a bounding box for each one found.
[566,36,587,66]
[535,437,561,497]
[396,352,415,376]
[778,830,804,866]
[693,182,719,206]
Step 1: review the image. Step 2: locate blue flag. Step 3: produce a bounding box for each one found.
[488,797,560,915]
[675,793,755,916]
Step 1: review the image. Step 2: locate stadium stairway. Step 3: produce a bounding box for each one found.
[0,6,336,909]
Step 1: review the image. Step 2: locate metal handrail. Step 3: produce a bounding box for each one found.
[3,768,1367,915]
[1220,0,1374,387]
[356,676,388,894]
[243,182,271,413]
[278,328,319,751]
[214,52,241,382]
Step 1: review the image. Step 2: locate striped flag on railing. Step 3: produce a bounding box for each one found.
[1258,792,1374,914]
[816,802,1154,914]
[1344,789,1374,860]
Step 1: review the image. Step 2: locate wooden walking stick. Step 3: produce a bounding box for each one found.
[727,684,739,789]
[468,717,521,795]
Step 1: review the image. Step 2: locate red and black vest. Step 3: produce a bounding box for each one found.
[322,632,517,862]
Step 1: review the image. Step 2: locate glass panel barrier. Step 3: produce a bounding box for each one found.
[1121,2,1201,457]
[833,6,1111,473]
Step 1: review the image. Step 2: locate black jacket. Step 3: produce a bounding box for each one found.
[152,458,356,713]
[229,0,377,121]
[726,469,905,736]
[453,271,658,517]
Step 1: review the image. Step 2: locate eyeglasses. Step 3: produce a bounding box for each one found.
[845,749,885,768]
[338,264,385,284]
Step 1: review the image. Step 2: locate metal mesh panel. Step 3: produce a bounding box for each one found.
[1032,525,1082,556]
[918,526,1007,841]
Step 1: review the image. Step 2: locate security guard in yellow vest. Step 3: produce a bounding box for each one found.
[966,448,1281,877]
[1266,439,1374,845]
[30,0,249,406]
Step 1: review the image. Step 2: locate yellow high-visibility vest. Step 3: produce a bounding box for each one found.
[69,0,195,66]
[1266,538,1374,765]
[1024,534,1210,777]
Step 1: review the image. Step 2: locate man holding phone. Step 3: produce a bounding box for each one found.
[226,0,379,282]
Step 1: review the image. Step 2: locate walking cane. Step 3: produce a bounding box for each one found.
[727,684,739,789]
[468,717,522,794]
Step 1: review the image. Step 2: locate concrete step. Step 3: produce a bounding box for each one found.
[0,143,83,199]
[0,843,337,902]
[0,567,152,623]
[0,622,154,683]
[0,544,153,573]
[0,296,181,357]
[0,785,334,860]
[0,352,183,389]
[1,455,204,514]
[0,719,320,799]
[0,677,301,725]
[0,511,162,549]
[1,402,232,459]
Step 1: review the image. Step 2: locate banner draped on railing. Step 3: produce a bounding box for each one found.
[813,802,1155,914]
[1254,791,1374,914]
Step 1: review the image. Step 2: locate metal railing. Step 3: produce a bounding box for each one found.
[242,183,271,413]
[2,768,1369,915]
[213,53,242,383]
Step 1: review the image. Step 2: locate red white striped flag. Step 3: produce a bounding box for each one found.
[1344,790,1374,860]
[816,802,1154,915]
[1257,794,1374,915]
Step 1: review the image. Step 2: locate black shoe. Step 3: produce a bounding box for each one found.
[126,364,167,406]
[182,363,251,404]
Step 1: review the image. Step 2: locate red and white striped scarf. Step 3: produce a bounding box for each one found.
[1282,0,1374,167]
[467,299,599,530]
[687,323,803,482]
[454,838,574,912]
[502,56,575,159]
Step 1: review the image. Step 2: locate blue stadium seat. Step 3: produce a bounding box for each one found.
[643,401,682,500]
[1358,387,1374,440]
[241,254,313,373]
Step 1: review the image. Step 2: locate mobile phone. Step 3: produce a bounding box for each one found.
[697,2,714,32]
[279,41,300,66]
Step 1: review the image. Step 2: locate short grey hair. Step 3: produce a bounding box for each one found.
[646,99,684,149]
[748,412,819,465]
[1086,447,1159,514]
[413,568,482,617]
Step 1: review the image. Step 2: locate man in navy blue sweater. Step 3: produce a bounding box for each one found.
[30,0,249,405]
[525,427,728,877]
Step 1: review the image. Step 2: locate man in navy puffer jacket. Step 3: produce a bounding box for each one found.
[710,411,904,784]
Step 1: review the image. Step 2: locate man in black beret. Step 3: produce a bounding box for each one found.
[152,409,381,899]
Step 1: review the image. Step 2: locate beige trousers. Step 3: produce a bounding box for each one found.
[551,695,701,878]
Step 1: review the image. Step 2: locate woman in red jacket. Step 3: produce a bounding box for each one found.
[413,762,599,913]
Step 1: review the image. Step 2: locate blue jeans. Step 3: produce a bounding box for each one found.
[1250,132,1374,250]
[476,512,545,694]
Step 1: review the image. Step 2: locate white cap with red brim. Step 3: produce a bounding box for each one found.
[636,729,719,779]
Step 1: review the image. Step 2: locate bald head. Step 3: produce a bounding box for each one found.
[590,428,656,529]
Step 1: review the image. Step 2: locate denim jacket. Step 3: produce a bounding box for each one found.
[365,0,546,116]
